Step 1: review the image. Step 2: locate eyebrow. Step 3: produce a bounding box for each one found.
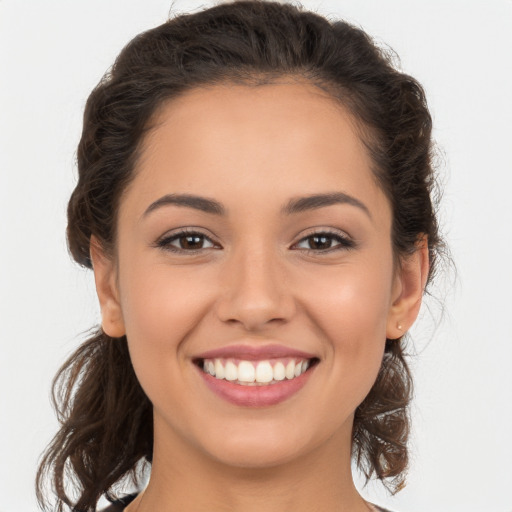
[143,194,225,217]
[142,192,371,219]
[282,192,371,218]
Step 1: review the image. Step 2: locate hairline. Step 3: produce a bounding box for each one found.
[106,74,401,275]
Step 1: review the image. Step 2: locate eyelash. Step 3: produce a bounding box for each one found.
[155,228,355,255]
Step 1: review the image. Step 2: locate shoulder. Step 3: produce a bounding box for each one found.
[99,493,138,512]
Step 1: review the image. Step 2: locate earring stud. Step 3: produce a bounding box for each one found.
[397,323,403,331]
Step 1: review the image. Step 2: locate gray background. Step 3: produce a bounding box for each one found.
[1,0,511,511]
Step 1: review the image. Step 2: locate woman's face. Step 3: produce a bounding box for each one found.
[95,82,411,469]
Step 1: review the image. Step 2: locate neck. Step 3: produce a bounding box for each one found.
[130,417,370,512]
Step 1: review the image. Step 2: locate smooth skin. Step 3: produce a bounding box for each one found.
[91,81,429,512]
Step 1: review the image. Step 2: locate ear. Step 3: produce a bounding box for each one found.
[90,236,126,338]
[386,236,430,339]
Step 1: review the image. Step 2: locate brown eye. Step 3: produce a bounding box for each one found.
[157,230,217,252]
[307,234,335,250]
[177,234,207,250]
[294,232,355,252]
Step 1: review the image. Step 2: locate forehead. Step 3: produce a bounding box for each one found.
[123,82,390,224]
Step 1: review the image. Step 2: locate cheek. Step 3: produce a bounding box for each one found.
[118,262,214,375]
[303,260,393,398]
[307,259,393,340]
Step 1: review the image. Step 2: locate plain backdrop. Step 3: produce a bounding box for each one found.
[1,1,511,511]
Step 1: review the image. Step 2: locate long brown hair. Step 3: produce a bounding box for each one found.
[36,1,443,510]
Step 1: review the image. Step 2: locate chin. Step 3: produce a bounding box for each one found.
[209,442,306,470]
[197,421,332,471]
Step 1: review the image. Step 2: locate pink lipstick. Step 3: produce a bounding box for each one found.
[193,344,318,407]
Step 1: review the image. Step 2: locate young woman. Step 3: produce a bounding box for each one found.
[36,1,443,511]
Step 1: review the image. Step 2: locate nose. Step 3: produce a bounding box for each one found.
[215,244,296,331]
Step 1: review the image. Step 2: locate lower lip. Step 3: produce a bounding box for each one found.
[196,365,315,407]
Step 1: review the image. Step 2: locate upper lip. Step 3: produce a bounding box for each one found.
[194,343,317,361]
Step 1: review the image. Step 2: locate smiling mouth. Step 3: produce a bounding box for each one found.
[194,357,320,386]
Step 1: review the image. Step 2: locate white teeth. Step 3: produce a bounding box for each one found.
[224,361,238,381]
[203,360,215,375]
[214,359,225,379]
[285,360,295,379]
[202,357,313,384]
[255,361,273,383]
[238,361,255,382]
[273,361,286,381]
